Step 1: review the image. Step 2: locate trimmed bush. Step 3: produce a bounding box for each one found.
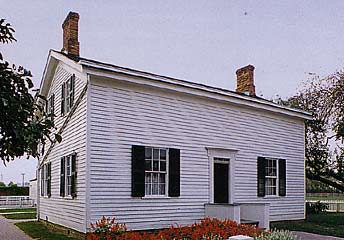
[306,201,329,214]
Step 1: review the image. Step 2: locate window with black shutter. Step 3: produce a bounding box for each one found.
[46,94,55,122]
[61,74,75,115]
[40,163,51,197]
[132,145,180,198]
[60,153,77,198]
[257,157,287,197]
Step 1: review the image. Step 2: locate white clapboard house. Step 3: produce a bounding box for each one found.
[37,12,312,233]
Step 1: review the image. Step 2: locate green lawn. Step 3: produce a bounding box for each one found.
[4,212,36,219]
[15,221,78,240]
[0,208,36,213]
[306,196,344,201]
[271,213,344,238]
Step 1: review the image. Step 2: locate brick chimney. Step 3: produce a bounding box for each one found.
[61,12,80,57]
[236,65,255,96]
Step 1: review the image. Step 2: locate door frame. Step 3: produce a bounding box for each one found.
[206,147,237,204]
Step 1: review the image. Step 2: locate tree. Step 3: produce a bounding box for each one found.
[0,181,5,187]
[8,181,17,187]
[0,19,60,164]
[278,72,344,191]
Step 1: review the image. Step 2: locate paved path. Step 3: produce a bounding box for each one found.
[293,231,344,240]
[0,216,32,240]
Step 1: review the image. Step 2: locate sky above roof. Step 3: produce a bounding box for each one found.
[1,0,344,184]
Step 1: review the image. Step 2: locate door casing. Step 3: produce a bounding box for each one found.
[206,147,237,204]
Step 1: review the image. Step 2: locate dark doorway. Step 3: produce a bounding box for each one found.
[214,162,229,203]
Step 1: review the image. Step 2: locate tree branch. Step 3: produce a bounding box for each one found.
[307,174,344,192]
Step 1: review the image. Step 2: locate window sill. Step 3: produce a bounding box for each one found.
[141,196,171,200]
[60,196,74,200]
[263,195,283,199]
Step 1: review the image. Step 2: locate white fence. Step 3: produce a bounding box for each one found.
[306,200,344,212]
[0,196,35,208]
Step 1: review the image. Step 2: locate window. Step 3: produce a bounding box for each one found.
[60,153,77,198]
[61,74,75,115]
[265,158,277,196]
[131,145,180,198]
[258,157,286,197]
[144,147,167,196]
[40,162,51,197]
[46,94,55,122]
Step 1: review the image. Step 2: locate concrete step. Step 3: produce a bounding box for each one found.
[240,219,259,227]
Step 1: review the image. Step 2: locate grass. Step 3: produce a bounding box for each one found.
[271,213,344,238]
[306,196,344,201]
[0,208,36,213]
[15,221,78,240]
[3,212,36,219]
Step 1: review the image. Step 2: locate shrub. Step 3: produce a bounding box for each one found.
[87,217,262,240]
[306,201,329,214]
[87,217,127,240]
[255,229,298,240]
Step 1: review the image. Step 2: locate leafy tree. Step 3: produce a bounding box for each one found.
[8,181,17,187]
[278,72,344,191]
[0,181,6,187]
[0,19,60,164]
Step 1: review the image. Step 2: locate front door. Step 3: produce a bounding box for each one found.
[214,158,229,204]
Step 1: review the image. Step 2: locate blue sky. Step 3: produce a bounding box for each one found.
[1,0,344,184]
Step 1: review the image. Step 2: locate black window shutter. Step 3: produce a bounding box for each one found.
[279,159,286,196]
[40,167,44,196]
[60,157,65,197]
[131,145,145,197]
[47,163,51,197]
[51,94,55,122]
[70,74,75,108]
[257,157,266,197]
[61,83,65,115]
[71,153,77,198]
[168,148,180,197]
[45,98,48,116]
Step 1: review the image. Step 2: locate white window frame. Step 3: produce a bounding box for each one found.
[265,158,279,196]
[144,147,168,197]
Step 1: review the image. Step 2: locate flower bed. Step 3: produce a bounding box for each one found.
[87,217,262,240]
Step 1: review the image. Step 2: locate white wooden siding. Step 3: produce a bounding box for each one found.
[38,62,87,232]
[89,76,305,230]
